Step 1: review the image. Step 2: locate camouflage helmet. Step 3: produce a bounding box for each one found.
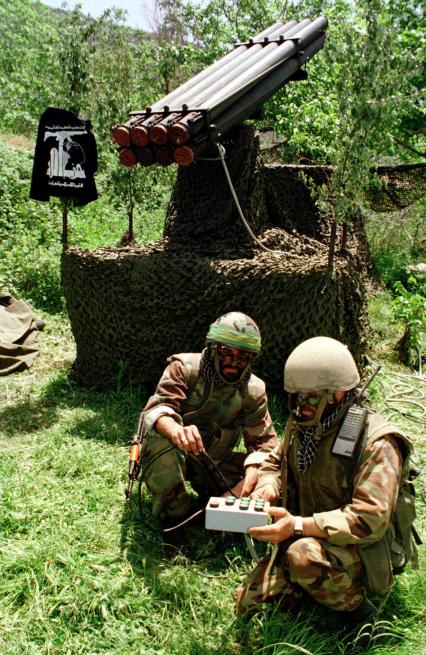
[284,336,360,393]
[206,312,261,354]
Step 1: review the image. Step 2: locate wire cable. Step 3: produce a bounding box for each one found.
[365,357,425,423]
[136,447,236,530]
[217,143,282,254]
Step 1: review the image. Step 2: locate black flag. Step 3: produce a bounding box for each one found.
[30,107,98,206]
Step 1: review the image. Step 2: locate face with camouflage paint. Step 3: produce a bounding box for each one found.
[217,344,254,382]
[297,390,346,419]
[206,312,261,385]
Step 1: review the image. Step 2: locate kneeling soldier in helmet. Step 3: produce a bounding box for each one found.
[237,336,418,629]
[139,312,277,530]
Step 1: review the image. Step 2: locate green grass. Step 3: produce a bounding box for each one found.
[1,309,425,655]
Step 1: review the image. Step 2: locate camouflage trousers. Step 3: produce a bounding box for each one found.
[141,433,245,519]
[237,537,364,614]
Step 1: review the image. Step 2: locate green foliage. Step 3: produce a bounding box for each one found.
[0,235,64,313]
[0,139,64,312]
[57,4,109,114]
[368,290,399,341]
[0,0,179,234]
[85,12,149,144]
[366,196,426,287]
[0,136,170,311]
[291,0,425,224]
[0,0,62,134]
[373,249,413,287]
[392,276,426,368]
[154,40,200,96]
[185,0,284,49]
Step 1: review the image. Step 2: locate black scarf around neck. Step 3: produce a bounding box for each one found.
[296,390,356,473]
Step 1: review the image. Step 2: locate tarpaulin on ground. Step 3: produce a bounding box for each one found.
[0,293,41,376]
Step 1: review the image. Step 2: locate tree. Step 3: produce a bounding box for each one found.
[141,0,199,96]
[314,0,424,228]
[0,0,62,133]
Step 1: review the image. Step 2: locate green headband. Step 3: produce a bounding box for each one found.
[206,325,261,353]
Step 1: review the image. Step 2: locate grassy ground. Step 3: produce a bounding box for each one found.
[0,295,425,655]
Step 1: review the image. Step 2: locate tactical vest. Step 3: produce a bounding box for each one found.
[167,353,264,460]
[283,411,419,595]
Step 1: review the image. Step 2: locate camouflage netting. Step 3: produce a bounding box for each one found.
[62,126,370,392]
[259,131,426,214]
[367,164,426,212]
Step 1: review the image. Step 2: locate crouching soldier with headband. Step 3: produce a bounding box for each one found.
[139,312,278,533]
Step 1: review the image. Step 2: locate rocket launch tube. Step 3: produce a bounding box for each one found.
[136,21,286,114]
[153,20,307,145]
[194,18,327,112]
[160,21,298,112]
[147,21,297,144]
[125,23,292,145]
[184,19,311,111]
[174,32,327,165]
[212,33,327,136]
[169,18,326,145]
[115,18,326,149]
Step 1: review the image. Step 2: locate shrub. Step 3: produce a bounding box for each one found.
[366,197,426,288]
[392,276,426,370]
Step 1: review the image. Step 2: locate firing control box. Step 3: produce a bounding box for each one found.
[205,496,270,533]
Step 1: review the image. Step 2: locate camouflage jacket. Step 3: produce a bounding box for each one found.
[141,353,278,466]
[255,411,406,546]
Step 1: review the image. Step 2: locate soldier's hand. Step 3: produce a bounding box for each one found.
[171,424,205,455]
[240,465,259,497]
[225,479,244,498]
[183,424,205,455]
[250,484,279,502]
[248,507,294,543]
[156,416,205,455]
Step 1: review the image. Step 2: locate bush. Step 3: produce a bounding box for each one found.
[366,197,426,288]
[0,137,173,312]
[0,139,64,312]
[392,275,426,369]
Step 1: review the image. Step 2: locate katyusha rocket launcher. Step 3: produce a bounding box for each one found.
[112,17,328,168]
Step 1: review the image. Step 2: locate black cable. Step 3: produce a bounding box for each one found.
[198,451,236,496]
[136,447,236,528]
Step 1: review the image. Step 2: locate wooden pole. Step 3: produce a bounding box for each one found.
[128,170,134,242]
[328,220,337,271]
[340,221,348,251]
[62,199,69,250]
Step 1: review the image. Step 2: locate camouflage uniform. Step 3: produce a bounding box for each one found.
[237,411,410,613]
[141,352,277,519]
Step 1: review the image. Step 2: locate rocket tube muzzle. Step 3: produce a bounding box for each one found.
[154,145,174,166]
[112,125,131,147]
[136,147,155,166]
[119,147,137,167]
[150,123,169,145]
[169,122,190,146]
[174,145,195,167]
[131,124,149,147]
